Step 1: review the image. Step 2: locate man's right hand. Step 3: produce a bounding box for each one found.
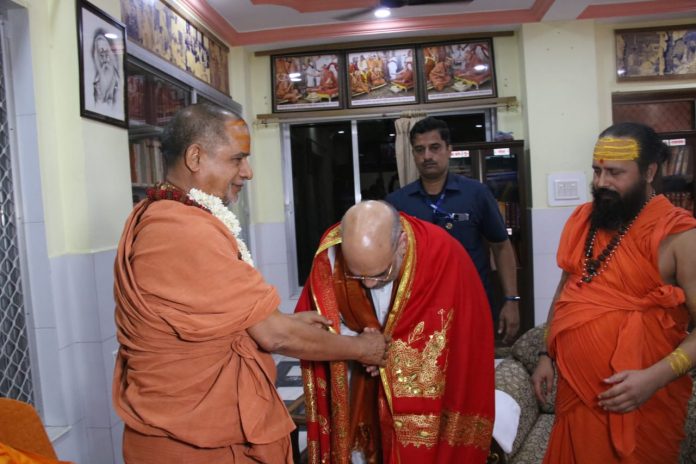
[356,327,388,367]
[531,355,554,404]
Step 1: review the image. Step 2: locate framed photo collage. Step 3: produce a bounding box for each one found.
[272,38,497,113]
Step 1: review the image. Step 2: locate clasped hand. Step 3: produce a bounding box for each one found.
[291,313,389,369]
[532,359,662,413]
[597,369,661,413]
[358,327,390,368]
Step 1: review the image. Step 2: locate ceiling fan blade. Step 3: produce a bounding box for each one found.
[334,7,375,21]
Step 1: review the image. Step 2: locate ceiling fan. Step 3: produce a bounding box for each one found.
[335,0,474,22]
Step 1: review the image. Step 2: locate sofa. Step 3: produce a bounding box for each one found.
[495,324,696,464]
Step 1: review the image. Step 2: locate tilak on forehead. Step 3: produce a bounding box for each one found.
[226,118,250,152]
[593,136,639,164]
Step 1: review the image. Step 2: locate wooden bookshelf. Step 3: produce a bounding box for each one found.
[660,131,696,216]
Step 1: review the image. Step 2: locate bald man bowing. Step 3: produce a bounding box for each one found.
[295,201,495,464]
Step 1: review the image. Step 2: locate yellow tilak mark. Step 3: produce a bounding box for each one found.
[593,137,639,161]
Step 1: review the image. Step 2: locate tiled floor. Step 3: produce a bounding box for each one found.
[275,355,307,459]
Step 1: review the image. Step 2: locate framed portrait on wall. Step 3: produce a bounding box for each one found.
[419,39,496,103]
[77,0,128,127]
[272,53,344,112]
[615,25,696,81]
[346,47,418,108]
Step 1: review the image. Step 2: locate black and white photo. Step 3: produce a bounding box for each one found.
[77,0,127,127]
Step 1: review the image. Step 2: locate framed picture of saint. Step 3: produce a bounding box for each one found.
[272,53,344,112]
[77,0,128,127]
[419,39,497,103]
[346,47,418,108]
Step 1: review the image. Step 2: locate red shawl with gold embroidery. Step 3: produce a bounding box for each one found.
[295,213,494,463]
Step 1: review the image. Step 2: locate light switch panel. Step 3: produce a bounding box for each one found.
[554,180,579,200]
[548,172,587,206]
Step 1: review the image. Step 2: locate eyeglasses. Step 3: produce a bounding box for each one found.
[344,249,398,283]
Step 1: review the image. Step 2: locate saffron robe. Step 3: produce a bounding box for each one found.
[429,62,451,91]
[545,195,696,463]
[296,214,495,464]
[0,443,72,464]
[113,200,294,463]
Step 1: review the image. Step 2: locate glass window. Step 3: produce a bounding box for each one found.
[290,121,354,285]
[357,118,399,200]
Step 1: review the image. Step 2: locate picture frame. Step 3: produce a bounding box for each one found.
[121,0,230,95]
[272,52,344,112]
[346,47,418,108]
[615,25,696,81]
[77,0,128,127]
[418,39,496,103]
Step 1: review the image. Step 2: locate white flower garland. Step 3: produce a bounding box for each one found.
[188,188,254,266]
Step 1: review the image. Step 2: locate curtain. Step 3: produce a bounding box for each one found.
[394,117,423,187]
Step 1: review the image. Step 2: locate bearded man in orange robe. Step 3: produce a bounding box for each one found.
[296,200,495,464]
[113,103,387,464]
[532,122,696,463]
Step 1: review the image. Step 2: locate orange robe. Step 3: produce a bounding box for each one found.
[0,443,72,464]
[429,62,451,91]
[296,214,495,463]
[113,199,294,463]
[546,195,696,463]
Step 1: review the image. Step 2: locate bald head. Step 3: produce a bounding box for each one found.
[160,103,242,171]
[341,201,402,286]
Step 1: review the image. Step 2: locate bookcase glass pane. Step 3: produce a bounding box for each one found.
[613,101,694,133]
[662,144,694,213]
[485,151,520,232]
[153,76,189,126]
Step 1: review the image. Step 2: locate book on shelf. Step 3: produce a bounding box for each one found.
[662,147,693,177]
[664,191,694,213]
[129,138,165,186]
[497,201,520,229]
[128,74,147,124]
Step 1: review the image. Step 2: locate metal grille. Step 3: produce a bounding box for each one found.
[613,101,695,132]
[0,26,32,403]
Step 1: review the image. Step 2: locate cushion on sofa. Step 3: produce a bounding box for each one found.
[509,414,554,464]
[495,358,538,457]
[510,323,556,414]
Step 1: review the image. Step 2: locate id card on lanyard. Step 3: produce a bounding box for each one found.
[427,192,469,230]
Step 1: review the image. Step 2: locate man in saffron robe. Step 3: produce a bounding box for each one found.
[532,122,696,463]
[296,200,495,463]
[113,103,387,464]
[429,59,452,91]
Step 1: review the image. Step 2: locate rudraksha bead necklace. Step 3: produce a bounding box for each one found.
[578,193,654,286]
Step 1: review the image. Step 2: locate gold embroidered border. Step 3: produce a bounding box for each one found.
[309,243,341,334]
[316,226,342,255]
[329,361,351,464]
[380,217,417,412]
[440,409,493,450]
[302,367,318,423]
[392,411,493,450]
[392,413,440,448]
[307,439,320,464]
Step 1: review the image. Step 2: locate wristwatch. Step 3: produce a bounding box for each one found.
[504,295,521,302]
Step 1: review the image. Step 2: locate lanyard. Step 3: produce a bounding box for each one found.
[426,191,455,221]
